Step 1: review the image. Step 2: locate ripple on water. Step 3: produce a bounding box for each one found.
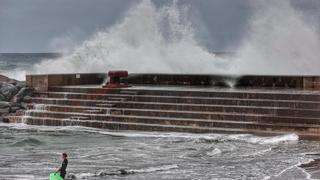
[10,137,45,147]
[71,164,179,179]
[0,123,316,179]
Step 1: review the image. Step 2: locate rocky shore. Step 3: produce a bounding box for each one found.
[0,75,32,121]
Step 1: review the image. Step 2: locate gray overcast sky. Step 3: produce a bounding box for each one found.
[0,0,318,53]
[0,0,252,52]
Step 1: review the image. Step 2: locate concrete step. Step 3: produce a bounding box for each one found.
[48,86,320,101]
[6,115,294,137]
[82,109,104,114]
[69,116,90,120]
[95,103,116,108]
[5,113,320,139]
[27,104,320,123]
[23,111,320,133]
[34,92,320,109]
[7,85,320,139]
[30,97,320,112]
[119,90,139,95]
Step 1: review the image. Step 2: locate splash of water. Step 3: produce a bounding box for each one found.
[5,0,320,80]
[20,0,227,78]
[231,0,320,75]
[21,104,47,123]
[97,130,299,145]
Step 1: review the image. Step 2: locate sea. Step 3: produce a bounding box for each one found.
[0,53,60,73]
[1,53,320,180]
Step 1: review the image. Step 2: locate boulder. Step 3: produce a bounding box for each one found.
[0,75,10,82]
[0,75,27,119]
[0,94,6,101]
[0,82,18,101]
[0,74,20,84]
[9,102,24,113]
[0,101,10,109]
[0,107,10,114]
[0,101,11,116]
[22,96,32,103]
[20,102,28,109]
[15,81,27,90]
[13,87,33,103]
[10,106,21,113]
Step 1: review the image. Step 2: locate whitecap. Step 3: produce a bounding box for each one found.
[206,148,222,156]
[126,164,179,173]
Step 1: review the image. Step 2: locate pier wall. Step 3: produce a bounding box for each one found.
[26,73,320,91]
[26,73,106,92]
[6,72,320,140]
[126,74,320,89]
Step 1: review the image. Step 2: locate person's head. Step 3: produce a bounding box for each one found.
[62,153,67,160]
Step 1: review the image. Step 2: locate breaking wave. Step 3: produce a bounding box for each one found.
[73,164,179,179]
[5,0,320,81]
[2,123,299,145]
[96,128,300,144]
[10,137,45,147]
[231,0,320,75]
[265,158,315,180]
[9,0,227,81]
[98,131,299,145]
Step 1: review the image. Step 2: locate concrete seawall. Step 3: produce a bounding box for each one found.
[26,73,320,91]
[4,73,320,140]
[26,73,106,92]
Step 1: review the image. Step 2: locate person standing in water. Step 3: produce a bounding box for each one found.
[56,153,68,179]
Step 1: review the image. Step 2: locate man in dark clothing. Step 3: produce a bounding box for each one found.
[56,153,68,179]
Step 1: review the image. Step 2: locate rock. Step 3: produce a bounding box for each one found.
[10,106,21,113]
[8,79,18,86]
[0,114,6,122]
[0,107,10,114]
[20,102,28,109]
[0,101,10,109]
[23,96,32,103]
[9,102,21,113]
[0,94,6,101]
[0,101,11,116]
[15,81,26,90]
[14,87,33,103]
[0,74,20,84]
[9,102,20,107]
[0,75,10,82]
[0,75,28,118]
[0,82,18,101]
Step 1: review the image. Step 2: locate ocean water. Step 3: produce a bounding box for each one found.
[1,0,320,178]
[1,123,320,180]
[0,53,61,80]
[1,53,320,180]
[0,53,60,72]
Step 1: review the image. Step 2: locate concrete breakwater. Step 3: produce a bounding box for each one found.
[4,73,320,140]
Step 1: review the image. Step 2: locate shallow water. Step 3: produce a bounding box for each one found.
[1,123,320,180]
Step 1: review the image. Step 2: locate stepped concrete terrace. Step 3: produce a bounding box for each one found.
[4,72,320,140]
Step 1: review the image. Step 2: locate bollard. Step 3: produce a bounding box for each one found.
[103,70,129,88]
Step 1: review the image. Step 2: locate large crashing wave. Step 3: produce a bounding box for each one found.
[5,0,320,80]
[22,0,227,78]
[231,0,320,75]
